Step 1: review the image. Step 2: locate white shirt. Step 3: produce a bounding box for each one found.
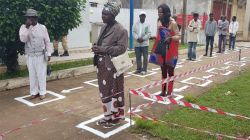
[229,21,239,35]
[19,23,52,56]
[132,21,151,47]
[187,19,201,42]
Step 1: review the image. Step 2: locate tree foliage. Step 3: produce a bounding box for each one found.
[0,0,86,73]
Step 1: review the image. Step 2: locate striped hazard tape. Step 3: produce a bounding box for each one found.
[137,49,250,92]
[130,112,249,140]
[129,89,250,121]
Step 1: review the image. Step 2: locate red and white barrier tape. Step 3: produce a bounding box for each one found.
[130,101,156,113]
[137,49,250,92]
[130,112,249,140]
[130,89,250,121]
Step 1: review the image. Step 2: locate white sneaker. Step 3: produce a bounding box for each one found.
[141,71,147,75]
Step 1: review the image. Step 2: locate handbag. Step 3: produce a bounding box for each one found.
[111,51,133,77]
[149,53,160,65]
[47,65,52,76]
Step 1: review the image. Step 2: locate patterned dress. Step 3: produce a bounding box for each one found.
[94,22,128,121]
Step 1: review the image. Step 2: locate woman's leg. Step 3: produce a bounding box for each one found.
[160,64,168,96]
[167,65,175,95]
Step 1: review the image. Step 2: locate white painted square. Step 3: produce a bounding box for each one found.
[84,75,132,88]
[175,65,183,69]
[143,92,184,105]
[206,68,233,76]
[180,77,213,87]
[14,91,65,107]
[173,85,190,93]
[84,79,98,87]
[241,57,250,62]
[127,70,157,78]
[76,115,134,139]
[224,61,246,67]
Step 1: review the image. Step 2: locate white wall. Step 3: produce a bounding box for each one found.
[67,0,212,48]
[67,1,91,48]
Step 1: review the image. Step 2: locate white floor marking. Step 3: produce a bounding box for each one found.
[127,70,157,78]
[206,68,233,76]
[76,115,134,139]
[84,75,132,88]
[221,66,231,69]
[224,61,246,67]
[61,86,84,94]
[173,85,190,93]
[241,57,250,62]
[175,65,183,69]
[14,91,66,107]
[143,91,184,105]
[180,77,213,87]
[152,68,160,71]
[202,74,215,79]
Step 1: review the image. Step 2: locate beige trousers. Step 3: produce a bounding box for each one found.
[53,36,68,51]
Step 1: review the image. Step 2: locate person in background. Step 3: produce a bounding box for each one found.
[51,35,69,56]
[187,12,201,61]
[151,4,180,97]
[19,9,52,100]
[92,1,128,128]
[229,16,239,50]
[133,11,151,75]
[217,15,229,53]
[204,13,217,57]
[172,15,181,31]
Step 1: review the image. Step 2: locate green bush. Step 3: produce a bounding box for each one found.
[0,0,86,73]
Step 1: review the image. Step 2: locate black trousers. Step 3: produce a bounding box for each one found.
[205,36,214,56]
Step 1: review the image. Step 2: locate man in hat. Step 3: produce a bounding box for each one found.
[133,11,151,75]
[19,9,52,100]
[187,12,201,61]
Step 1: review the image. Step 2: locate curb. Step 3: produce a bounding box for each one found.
[0,46,212,92]
[0,65,95,92]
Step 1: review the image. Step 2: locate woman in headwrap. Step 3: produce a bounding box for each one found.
[151,4,180,97]
[92,1,128,128]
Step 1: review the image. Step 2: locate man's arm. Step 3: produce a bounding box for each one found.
[142,24,151,41]
[19,25,30,43]
[132,23,139,40]
[43,26,52,57]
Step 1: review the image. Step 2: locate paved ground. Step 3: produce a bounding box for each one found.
[1,46,250,140]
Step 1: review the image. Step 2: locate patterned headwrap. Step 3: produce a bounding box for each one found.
[103,1,121,17]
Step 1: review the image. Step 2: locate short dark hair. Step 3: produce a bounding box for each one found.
[193,13,199,17]
[233,16,237,19]
[209,13,214,16]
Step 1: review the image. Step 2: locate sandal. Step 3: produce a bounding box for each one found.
[102,122,115,129]
[96,119,111,126]
[29,94,39,100]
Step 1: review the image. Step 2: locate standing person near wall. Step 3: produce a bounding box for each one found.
[133,11,151,75]
[19,9,52,100]
[91,1,128,128]
[217,15,229,53]
[229,16,239,50]
[172,15,181,31]
[187,13,201,61]
[151,4,180,97]
[204,13,217,57]
[51,35,69,57]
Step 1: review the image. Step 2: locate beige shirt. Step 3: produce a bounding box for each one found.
[187,19,201,42]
